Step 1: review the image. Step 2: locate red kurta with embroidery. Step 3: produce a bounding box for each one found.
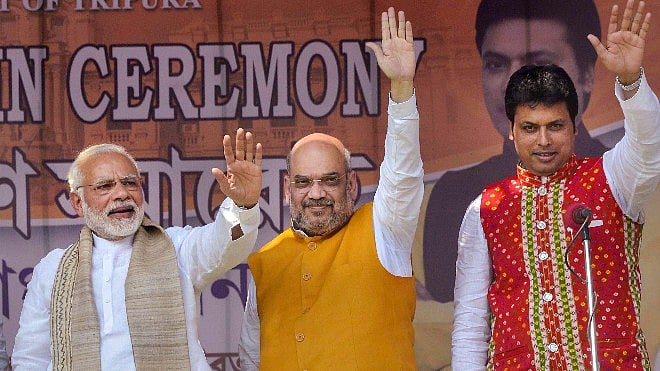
[480,155,650,370]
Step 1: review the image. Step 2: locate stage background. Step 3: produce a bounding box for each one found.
[0,0,657,369]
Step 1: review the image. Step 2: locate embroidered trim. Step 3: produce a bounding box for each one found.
[50,241,79,370]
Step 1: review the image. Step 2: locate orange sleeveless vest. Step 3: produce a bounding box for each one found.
[248,203,416,370]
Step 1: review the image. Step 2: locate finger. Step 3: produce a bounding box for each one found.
[639,12,652,40]
[223,134,235,165]
[365,41,384,63]
[630,1,645,34]
[254,143,263,168]
[620,0,635,31]
[388,7,397,40]
[245,131,254,163]
[211,167,230,194]
[405,21,414,44]
[587,34,607,58]
[608,4,620,37]
[235,127,245,161]
[397,10,406,38]
[380,11,389,41]
[211,167,225,181]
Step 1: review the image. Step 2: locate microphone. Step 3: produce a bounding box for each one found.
[565,203,592,230]
[564,202,599,369]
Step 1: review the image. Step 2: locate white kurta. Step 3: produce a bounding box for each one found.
[12,198,260,371]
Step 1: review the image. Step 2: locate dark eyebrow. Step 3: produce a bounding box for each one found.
[481,51,510,61]
[481,49,560,63]
[519,118,566,126]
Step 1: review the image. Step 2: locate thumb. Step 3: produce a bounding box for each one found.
[366,42,384,63]
[211,167,231,194]
[587,34,607,58]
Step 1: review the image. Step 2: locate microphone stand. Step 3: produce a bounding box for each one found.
[579,223,600,371]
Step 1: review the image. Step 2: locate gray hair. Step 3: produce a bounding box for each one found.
[67,143,139,193]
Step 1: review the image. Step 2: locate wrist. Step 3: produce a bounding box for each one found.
[390,80,414,103]
[236,202,257,210]
[616,67,644,91]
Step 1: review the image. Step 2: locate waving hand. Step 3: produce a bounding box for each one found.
[212,128,263,208]
[587,0,651,84]
[366,7,416,102]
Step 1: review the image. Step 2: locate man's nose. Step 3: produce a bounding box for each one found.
[537,127,551,146]
[110,181,131,199]
[307,180,327,198]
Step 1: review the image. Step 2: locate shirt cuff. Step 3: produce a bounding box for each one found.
[615,70,650,104]
[220,198,260,236]
[388,90,418,119]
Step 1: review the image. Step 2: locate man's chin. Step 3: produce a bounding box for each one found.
[297,218,333,236]
[98,219,141,239]
[527,161,562,177]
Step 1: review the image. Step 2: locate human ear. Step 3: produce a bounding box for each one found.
[348,171,358,201]
[283,174,291,206]
[69,192,85,217]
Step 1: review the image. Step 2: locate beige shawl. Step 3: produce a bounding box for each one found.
[50,217,191,370]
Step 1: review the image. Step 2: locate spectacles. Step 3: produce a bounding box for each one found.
[75,175,142,195]
[290,173,348,193]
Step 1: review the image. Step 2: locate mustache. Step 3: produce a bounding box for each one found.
[105,200,138,215]
[302,198,334,207]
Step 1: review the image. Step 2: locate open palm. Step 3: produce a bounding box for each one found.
[366,7,416,84]
[588,0,650,78]
[212,128,263,208]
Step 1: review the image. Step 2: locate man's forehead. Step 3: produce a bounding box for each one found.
[289,140,346,174]
[484,18,569,50]
[514,101,571,121]
[292,133,344,151]
[82,152,138,177]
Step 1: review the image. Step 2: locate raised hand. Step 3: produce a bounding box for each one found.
[366,7,416,102]
[587,0,651,83]
[212,128,263,208]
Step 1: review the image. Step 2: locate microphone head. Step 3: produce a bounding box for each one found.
[564,203,592,230]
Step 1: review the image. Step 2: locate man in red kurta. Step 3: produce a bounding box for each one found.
[452,1,660,369]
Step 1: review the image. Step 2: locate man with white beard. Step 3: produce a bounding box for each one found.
[12,128,263,370]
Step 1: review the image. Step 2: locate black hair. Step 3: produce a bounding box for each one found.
[505,64,578,129]
[475,0,601,77]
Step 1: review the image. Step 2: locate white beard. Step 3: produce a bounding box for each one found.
[82,199,144,240]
